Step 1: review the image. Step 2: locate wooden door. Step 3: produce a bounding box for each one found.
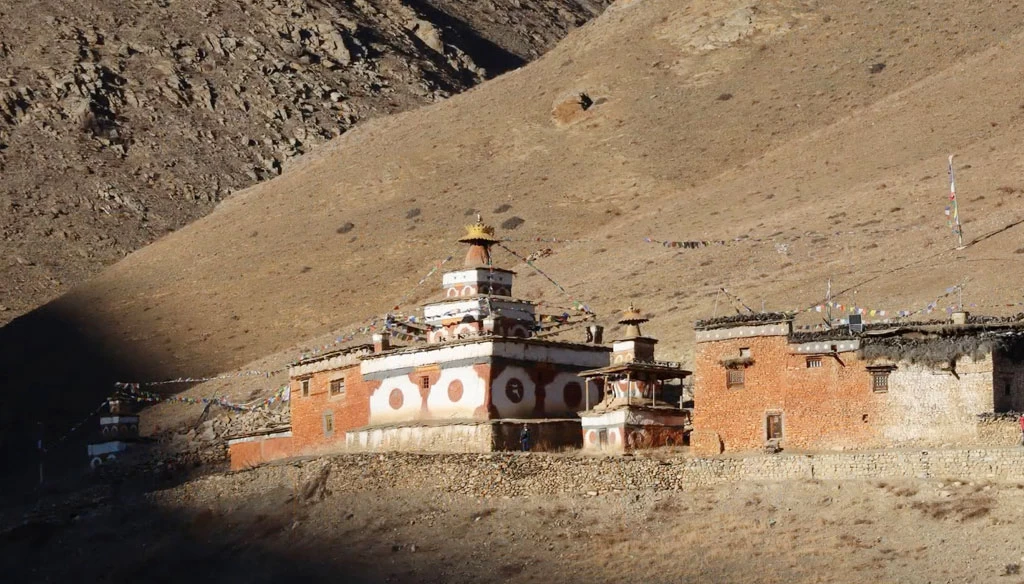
[766,413,783,441]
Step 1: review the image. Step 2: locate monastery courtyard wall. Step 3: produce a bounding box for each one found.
[209,442,1024,498]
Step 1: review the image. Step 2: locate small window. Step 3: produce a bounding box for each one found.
[301,378,310,397]
[806,357,822,368]
[739,348,751,358]
[330,378,346,397]
[871,370,890,393]
[727,368,745,388]
[323,411,334,436]
[420,376,430,390]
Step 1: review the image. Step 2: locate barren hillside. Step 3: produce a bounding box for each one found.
[5,454,1024,584]
[0,0,610,320]
[5,0,1024,475]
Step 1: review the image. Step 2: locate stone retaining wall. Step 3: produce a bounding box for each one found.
[174,447,1024,504]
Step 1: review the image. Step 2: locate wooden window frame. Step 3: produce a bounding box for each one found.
[726,367,745,388]
[420,376,430,390]
[329,377,346,397]
[323,411,334,436]
[806,357,823,368]
[868,368,893,393]
[300,378,310,397]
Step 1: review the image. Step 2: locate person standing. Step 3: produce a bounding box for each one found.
[1018,414,1024,446]
[520,424,531,452]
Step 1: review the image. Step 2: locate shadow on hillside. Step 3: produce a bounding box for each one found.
[0,476,628,584]
[405,0,527,78]
[0,304,167,499]
[0,489,385,583]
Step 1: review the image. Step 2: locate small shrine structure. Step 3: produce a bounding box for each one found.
[87,398,141,469]
[578,305,692,452]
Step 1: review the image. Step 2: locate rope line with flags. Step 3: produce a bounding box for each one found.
[496,242,594,315]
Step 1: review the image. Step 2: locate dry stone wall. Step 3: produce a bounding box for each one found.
[166,448,1024,505]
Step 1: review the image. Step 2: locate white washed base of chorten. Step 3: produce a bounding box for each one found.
[345,419,583,453]
[362,339,608,426]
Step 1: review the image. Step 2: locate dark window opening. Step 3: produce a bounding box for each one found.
[330,378,345,396]
[506,378,525,403]
[301,378,310,397]
[420,376,430,390]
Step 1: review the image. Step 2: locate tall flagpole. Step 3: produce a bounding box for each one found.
[947,154,965,249]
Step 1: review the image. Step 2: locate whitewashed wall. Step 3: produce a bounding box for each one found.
[877,355,994,444]
[368,364,486,425]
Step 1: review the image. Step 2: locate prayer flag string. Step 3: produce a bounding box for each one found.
[496,242,594,315]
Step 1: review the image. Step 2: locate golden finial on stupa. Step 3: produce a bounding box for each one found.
[459,215,501,244]
[619,302,649,337]
[620,302,647,324]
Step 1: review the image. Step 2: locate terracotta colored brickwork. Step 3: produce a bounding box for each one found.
[693,328,1017,452]
[694,334,885,452]
[228,435,293,470]
[289,365,378,453]
[690,429,723,456]
[228,440,261,470]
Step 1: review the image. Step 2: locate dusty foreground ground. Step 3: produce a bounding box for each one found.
[4,464,1024,584]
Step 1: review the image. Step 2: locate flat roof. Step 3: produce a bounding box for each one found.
[363,334,611,359]
[293,343,375,367]
[423,295,536,306]
[790,320,1024,343]
[580,361,691,378]
[694,312,793,331]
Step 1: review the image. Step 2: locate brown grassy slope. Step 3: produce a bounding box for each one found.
[4,0,1024,453]
[4,465,1024,584]
[0,0,610,322]
[52,0,1024,372]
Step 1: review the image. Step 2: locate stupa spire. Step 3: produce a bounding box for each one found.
[619,302,649,338]
[458,216,501,267]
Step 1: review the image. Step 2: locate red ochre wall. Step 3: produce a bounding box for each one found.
[230,364,380,469]
[694,334,882,452]
[290,364,377,452]
[228,435,294,471]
